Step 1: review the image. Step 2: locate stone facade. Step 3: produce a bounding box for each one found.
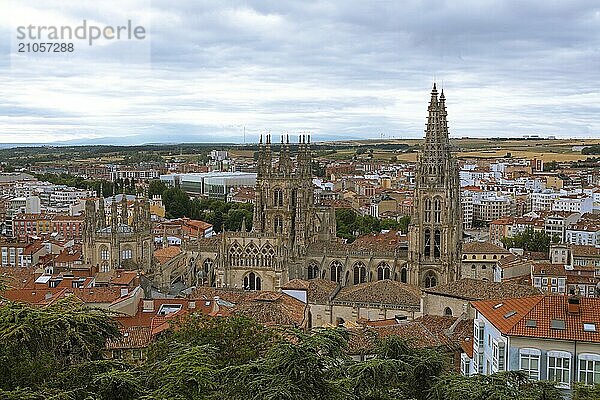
[189,86,463,291]
[83,194,153,273]
[408,84,462,287]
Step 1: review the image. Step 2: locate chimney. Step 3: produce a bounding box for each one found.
[211,296,220,314]
[568,294,580,315]
[143,299,154,312]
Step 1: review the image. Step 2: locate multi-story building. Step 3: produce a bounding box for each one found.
[566,220,600,246]
[552,194,593,214]
[542,211,580,242]
[472,193,515,224]
[466,295,600,391]
[531,190,560,212]
[461,241,510,281]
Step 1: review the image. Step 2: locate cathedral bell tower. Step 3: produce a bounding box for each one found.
[408,84,462,287]
[252,133,314,257]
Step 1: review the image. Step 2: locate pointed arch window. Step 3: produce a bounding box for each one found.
[353,262,367,284]
[330,260,343,283]
[229,242,243,266]
[424,198,432,223]
[243,272,261,291]
[203,258,214,274]
[424,271,437,288]
[434,198,442,223]
[273,188,283,207]
[424,229,431,257]
[274,215,283,234]
[434,229,441,258]
[377,262,391,280]
[400,267,408,283]
[308,262,319,280]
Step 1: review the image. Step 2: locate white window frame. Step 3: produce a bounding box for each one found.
[519,348,541,381]
[492,338,506,372]
[578,353,600,385]
[461,353,471,376]
[547,350,572,389]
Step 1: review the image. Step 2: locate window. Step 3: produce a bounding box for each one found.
[377,262,391,281]
[424,198,431,223]
[492,338,506,372]
[424,271,437,288]
[400,267,407,283]
[519,348,541,380]
[424,229,431,257]
[122,248,133,260]
[444,307,453,317]
[461,353,471,376]
[243,272,261,291]
[273,188,283,206]
[308,262,319,280]
[100,246,109,260]
[474,320,485,350]
[274,215,283,234]
[533,277,541,287]
[330,260,343,283]
[578,354,600,385]
[547,351,571,389]
[353,262,367,284]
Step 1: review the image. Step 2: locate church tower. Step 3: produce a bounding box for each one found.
[408,84,462,287]
[253,134,314,257]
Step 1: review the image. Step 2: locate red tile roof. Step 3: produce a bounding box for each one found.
[473,295,600,343]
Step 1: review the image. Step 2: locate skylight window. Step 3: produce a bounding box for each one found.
[493,303,504,309]
[157,304,183,316]
[503,310,517,319]
[583,323,596,332]
[550,319,566,330]
[525,319,537,328]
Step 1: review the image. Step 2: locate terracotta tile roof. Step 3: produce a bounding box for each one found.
[55,249,82,263]
[191,287,257,304]
[472,296,543,334]
[572,245,600,257]
[306,279,338,304]
[68,287,123,303]
[423,278,542,301]
[281,279,310,290]
[106,326,152,349]
[531,263,567,276]
[23,241,45,256]
[153,246,182,264]
[232,292,307,327]
[191,287,307,327]
[109,270,138,286]
[1,288,67,306]
[0,267,36,289]
[348,315,473,355]
[462,241,510,254]
[475,295,600,343]
[333,280,421,309]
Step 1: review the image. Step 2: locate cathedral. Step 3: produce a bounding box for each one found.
[83,193,153,273]
[193,84,463,291]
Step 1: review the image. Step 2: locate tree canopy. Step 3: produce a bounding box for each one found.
[0,299,597,400]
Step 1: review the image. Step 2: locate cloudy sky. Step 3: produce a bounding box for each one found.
[0,1,599,145]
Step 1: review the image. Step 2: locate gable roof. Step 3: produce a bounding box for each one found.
[462,241,510,254]
[473,295,600,343]
[333,279,421,309]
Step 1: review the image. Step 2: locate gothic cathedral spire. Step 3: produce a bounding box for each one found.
[408,84,462,288]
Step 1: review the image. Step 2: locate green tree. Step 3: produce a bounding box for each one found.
[148,179,168,198]
[0,297,120,391]
[501,227,554,253]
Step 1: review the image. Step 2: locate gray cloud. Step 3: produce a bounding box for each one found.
[0,0,599,144]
